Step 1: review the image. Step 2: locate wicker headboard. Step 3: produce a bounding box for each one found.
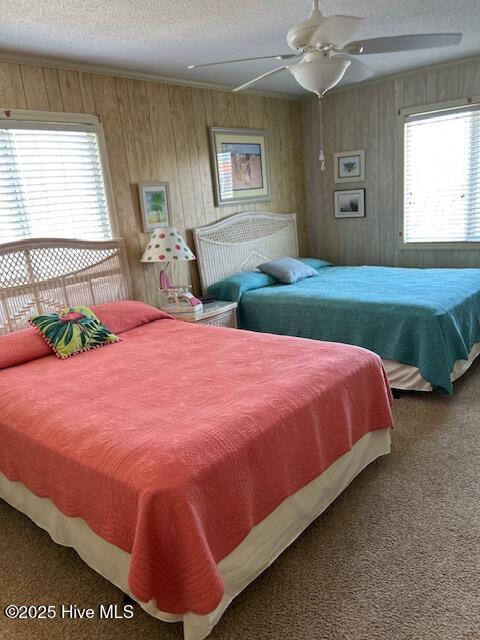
[194,211,298,294]
[0,238,133,334]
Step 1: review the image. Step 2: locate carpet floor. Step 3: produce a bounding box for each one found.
[1,361,479,640]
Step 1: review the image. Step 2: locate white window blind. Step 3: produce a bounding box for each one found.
[404,103,480,243]
[0,121,112,243]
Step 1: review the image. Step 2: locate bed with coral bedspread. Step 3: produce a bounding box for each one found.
[0,301,393,640]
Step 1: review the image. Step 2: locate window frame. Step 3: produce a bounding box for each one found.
[0,108,119,242]
[397,95,480,251]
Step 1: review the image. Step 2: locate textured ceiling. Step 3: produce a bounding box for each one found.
[1,0,479,96]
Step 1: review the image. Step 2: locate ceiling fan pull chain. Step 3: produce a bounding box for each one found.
[317,92,326,171]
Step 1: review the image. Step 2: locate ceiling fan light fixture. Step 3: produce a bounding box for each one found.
[289,55,350,94]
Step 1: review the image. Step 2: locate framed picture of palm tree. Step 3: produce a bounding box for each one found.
[139,183,171,232]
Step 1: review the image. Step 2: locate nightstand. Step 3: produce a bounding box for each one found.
[168,301,237,328]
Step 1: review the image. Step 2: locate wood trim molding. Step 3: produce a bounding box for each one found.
[0,49,301,102]
[2,49,480,103]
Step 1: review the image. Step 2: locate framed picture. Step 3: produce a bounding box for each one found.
[334,149,365,183]
[334,189,366,219]
[209,127,271,207]
[139,182,170,233]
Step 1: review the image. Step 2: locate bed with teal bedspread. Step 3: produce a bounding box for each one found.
[208,265,480,394]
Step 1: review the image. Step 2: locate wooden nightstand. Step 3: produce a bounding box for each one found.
[168,301,238,328]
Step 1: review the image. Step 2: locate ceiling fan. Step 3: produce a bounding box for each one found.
[188,0,462,95]
[188,0,462,168]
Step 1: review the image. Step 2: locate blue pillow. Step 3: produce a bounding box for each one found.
[298,257,332,270]
[258,257,318,284]
[207,271,277,303]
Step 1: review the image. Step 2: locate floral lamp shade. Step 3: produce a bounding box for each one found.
[140,227,196,263]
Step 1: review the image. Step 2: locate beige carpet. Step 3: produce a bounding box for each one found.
[1,362,479,640]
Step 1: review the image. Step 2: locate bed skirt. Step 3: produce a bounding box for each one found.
[383,341,480,392]
[0,428,391,640]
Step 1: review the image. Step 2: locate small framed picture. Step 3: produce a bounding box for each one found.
[334,189,366,219]
[139,182,171,233]
[334,149,365,183]
[209,127,271,207]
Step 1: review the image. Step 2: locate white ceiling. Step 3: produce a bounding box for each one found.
[1,0,479,96]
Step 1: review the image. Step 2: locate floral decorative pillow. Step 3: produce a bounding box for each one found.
[29,305,119,359]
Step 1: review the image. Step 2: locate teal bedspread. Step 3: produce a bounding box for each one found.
[225,266,480,394]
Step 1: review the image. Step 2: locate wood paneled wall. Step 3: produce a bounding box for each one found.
[0,62,306,302]
[302,58,480,268]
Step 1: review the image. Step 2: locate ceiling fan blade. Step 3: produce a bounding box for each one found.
[187,54,298,70]
[344,33,462,55]
[309,15,363,49]
[232,66,289,92]
[333,55,374,83]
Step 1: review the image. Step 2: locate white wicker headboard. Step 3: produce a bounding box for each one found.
[0,238,133,334]
[194,211,298,294]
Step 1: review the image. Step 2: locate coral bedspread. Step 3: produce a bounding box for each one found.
[0,318,393,615]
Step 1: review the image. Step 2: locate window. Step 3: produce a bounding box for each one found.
[0,112,114,243]
[403,100,480,245]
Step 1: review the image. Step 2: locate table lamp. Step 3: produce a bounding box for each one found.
[140,227,203,313]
